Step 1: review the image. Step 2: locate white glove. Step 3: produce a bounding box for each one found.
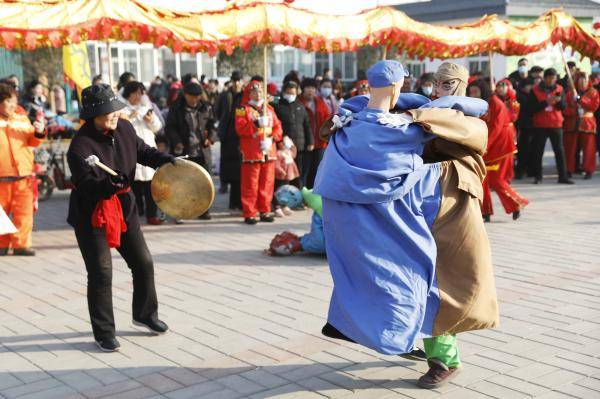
[260,137,273,151]
[258,116,271,127]
[377,112,413,129]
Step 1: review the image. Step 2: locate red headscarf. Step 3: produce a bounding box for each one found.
[241,80,262,105]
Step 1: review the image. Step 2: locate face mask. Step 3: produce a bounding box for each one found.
[283,94,296,103]
[248,99,264,107]
[518,65,528,74]
[421,86,433,96]
[320,87,332,97]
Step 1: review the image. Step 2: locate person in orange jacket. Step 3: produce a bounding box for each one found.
[563,72,600,179]
[235,80,283,225]
[0,82,45,256]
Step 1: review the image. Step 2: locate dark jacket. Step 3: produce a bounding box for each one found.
[165,95,217,161]
[216,88,243,182]
[516,88,535,129]
[67,119,173,234]
[274,98,314,150]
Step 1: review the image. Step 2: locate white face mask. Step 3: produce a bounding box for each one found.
[518,65,528,75]
[283,94,296,103]
[248,99,264,107]
[320,87,332,97]
[421,86,433,96]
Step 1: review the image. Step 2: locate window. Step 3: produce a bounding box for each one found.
[282,48,295,78]
[122,49,138,77]
[161,48,176,77]
[315,53,329,77]
[201,54,215,78]
[140,48,154,82]
[180,53,197,77]
[344,52,357,81]
[110,47,119,85]
[468,54,489,75]
[298,50,313,79]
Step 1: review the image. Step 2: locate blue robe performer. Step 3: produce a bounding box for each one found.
[314,60,499,389]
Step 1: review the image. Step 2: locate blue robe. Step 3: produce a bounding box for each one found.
[314,95,487,355]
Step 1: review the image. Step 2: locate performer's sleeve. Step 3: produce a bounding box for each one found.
[407,108,488,154]
[67,151,123,202]
[485,98,506,150]
[581,90,600,113]
[136,135,174,169]
[235,107,256,137]
[271,109,283,141]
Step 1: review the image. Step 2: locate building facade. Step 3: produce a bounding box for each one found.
[395,0,599,81]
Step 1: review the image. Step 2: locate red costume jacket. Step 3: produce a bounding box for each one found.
[532,84,564,129]
[564,87,599,134]
[235,104,283,162]
[300,96,331,150]
[483,95,517,164]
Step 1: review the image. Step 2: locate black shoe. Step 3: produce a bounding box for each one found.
[133,319,169,335]
[533,177,542,184]
[399,347,427,361]
[567,172,573,179]
[95,337,121,352]
[0,248,7,256]
[244,217,258,225]
[512,210,521,220]
[260,213,275,223]
[558,178,575,184]
[483,214,491,223]
[12,248,35,256]
[321,323,355,343]
[584,173,593,180]
[198,211,212,220]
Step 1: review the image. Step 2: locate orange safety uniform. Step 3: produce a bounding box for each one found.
[235,81,283,218]
[0,111,43,249]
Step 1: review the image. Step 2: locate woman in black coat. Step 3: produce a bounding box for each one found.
[67,84,176,352]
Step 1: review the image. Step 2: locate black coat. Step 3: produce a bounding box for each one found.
[274,98,314,150]
[216,89,243,182]
[516,89,535,129]
[67,119,173,234]
[165,96,217,161]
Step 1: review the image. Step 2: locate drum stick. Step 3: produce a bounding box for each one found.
[85,155,118,176]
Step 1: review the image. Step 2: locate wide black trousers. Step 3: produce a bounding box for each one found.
[75,227,158,341]
[530,128,568,180]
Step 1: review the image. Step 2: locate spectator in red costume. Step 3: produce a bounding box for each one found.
[467,79,529,222]
[563,72,599,179]
[299,78,331,188]
[235,81,283,225]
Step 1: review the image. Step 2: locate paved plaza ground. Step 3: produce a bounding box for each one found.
[1,169,600,399]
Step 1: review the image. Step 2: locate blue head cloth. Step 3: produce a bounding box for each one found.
[367,60,409,88]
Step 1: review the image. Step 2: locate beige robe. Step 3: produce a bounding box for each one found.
[409,108,499,335]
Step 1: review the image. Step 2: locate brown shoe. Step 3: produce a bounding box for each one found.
[417,359,461,389]
[147,217,163,225]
